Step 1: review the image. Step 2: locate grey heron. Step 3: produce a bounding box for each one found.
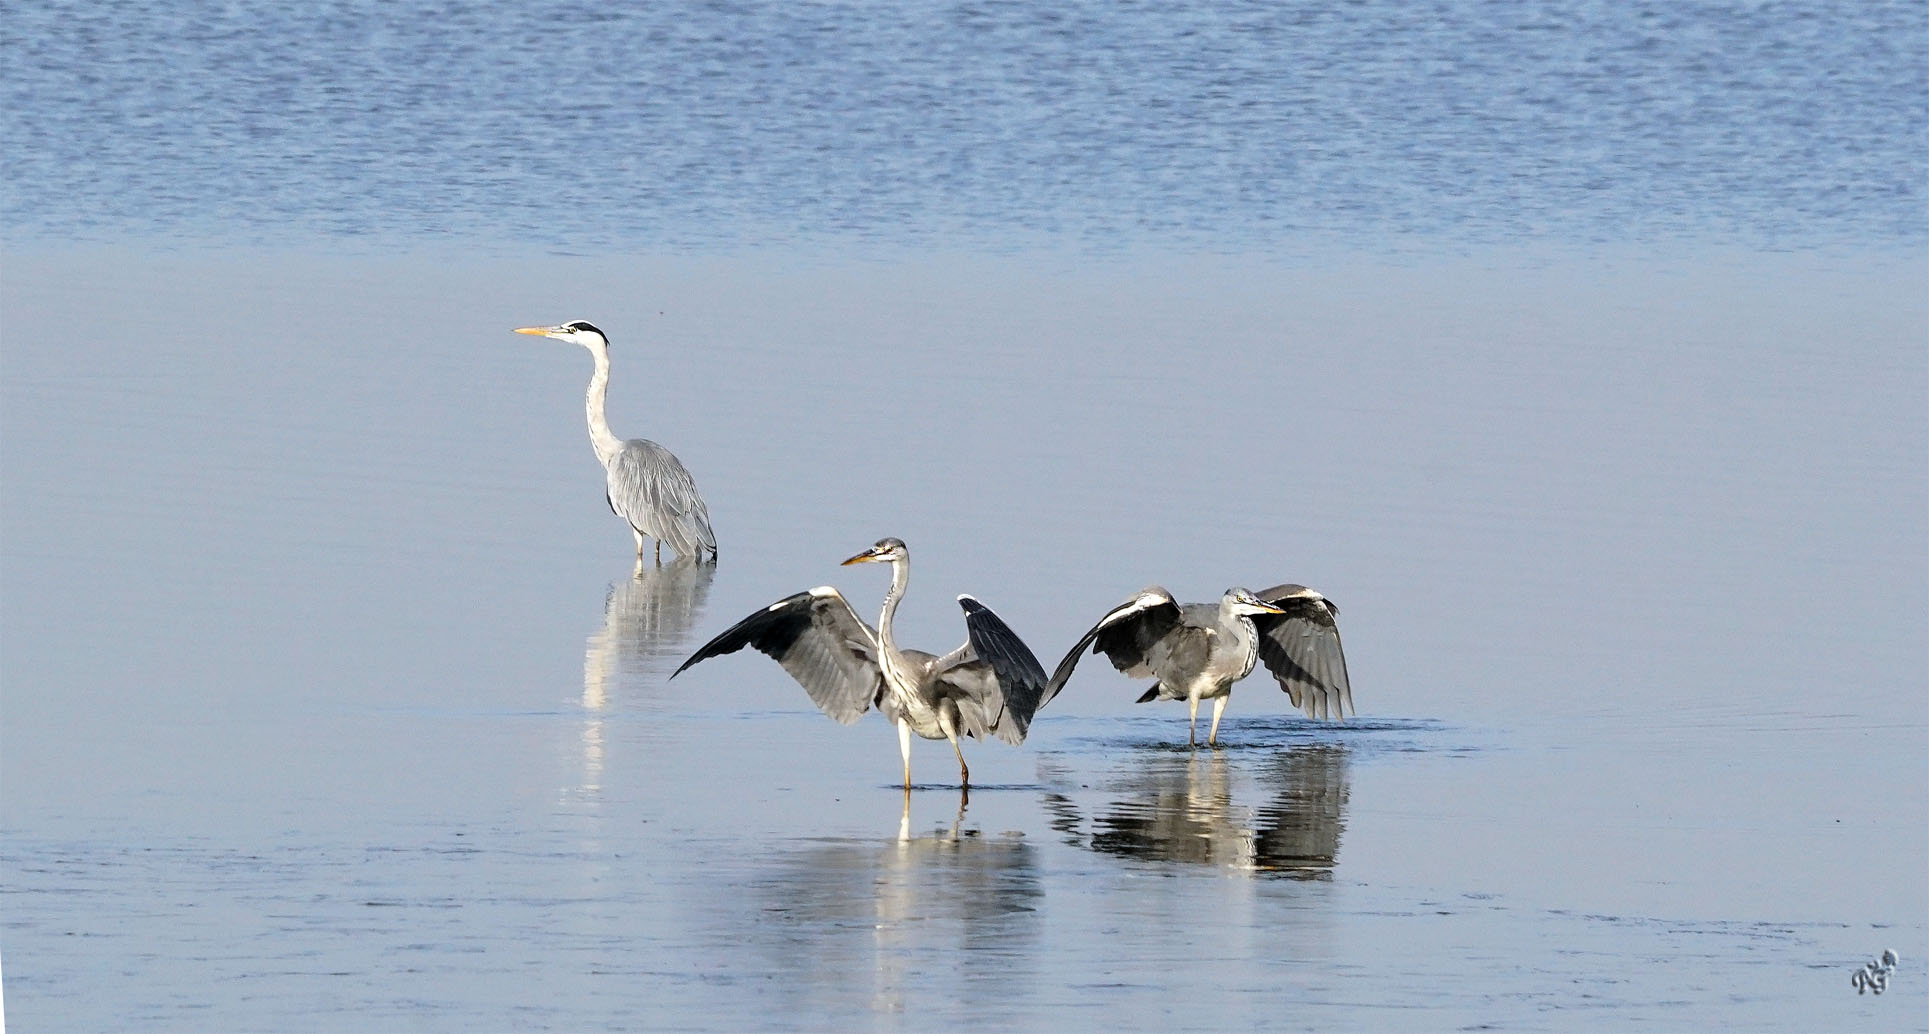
[1045,584,1354,746]
[671,538,1050,791]
[514,320,717,564]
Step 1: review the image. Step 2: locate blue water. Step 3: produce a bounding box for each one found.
[3,0,1924,252]
[4,2,1927,1031]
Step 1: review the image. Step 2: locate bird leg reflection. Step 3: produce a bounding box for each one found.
[895,784,970,844]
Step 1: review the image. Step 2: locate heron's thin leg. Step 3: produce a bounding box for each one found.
[632,528,647,558]
[1208,695,1230,746]
[654,539,662,562]
[897,720,914,791]
[1188,693,1201,747]
[939,708,970,789]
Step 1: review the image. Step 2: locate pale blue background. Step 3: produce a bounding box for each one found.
[3,2,1925,1030]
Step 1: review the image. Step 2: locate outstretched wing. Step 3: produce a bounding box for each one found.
[1251,584,1353,721]
[939,595,1051,745]
[671,587,880,723]
[608,438,718,557]
[1043,587,1184,705]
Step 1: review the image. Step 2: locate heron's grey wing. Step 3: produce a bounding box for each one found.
[608,439,718,557]
[933,661,1003,743]
[671,587,881,724]
[950,595,1050,744]
[1043,588,1183,704]
[1143,620,1215,693]
[1251,585,1353,721]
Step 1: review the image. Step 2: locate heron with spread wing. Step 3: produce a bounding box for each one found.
[514,320,717,565]
[672,538,1050,791]
[1046,584,1354,746]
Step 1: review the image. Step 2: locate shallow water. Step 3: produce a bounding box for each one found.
[2,248,1922,1031]
[4,0,1928,1030]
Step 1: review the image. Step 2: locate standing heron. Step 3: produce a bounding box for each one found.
[671,538,1050,791]
[1046,584,1354,746]
[514,320,717,564]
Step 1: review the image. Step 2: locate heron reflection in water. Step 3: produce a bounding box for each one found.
[576,557,717,799]
[1045,744,1349,877]
[584,557,720,709]
[754,793,1040,1020]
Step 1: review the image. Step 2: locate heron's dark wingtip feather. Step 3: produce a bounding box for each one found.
[673,590,816,675]
[1043,623,1105,706]
[676,588,883,726]
[959,598,1050,736]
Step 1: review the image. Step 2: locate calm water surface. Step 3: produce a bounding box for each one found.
[3,1,1927,1031]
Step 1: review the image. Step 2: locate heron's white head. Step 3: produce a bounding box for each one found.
[513,320,609,350]
[1223,587,1285,617]
[841,537,909,566]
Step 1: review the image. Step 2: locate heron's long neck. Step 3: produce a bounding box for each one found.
[876,558,913,668]
[1223,601,1262,678]
[584,344,623,466]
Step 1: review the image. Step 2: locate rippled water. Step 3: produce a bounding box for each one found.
[3,1,1927,1031]
[3,0,1924,251]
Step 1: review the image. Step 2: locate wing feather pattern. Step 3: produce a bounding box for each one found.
[671,587,881,724]
[1251,584,1354,721]
[952,595,1050,745]
[1043,588,1183,704]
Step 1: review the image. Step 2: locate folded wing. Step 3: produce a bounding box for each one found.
[608,438,717,557]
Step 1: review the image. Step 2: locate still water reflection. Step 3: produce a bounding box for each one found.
[576,558,716,798]
[582,557,719,709]
[752,795,1041,1023]
[1047,743,1349,878]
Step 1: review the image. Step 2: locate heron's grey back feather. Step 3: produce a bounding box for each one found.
[1144,614,1217,698]
[671,588,880,724]
[1251,584,1354,720]
[607,438,717,558]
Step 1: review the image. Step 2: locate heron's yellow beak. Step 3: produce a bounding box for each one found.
[840,550,879,566]
[513,326,553,336]
[1259,602,1286,614]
